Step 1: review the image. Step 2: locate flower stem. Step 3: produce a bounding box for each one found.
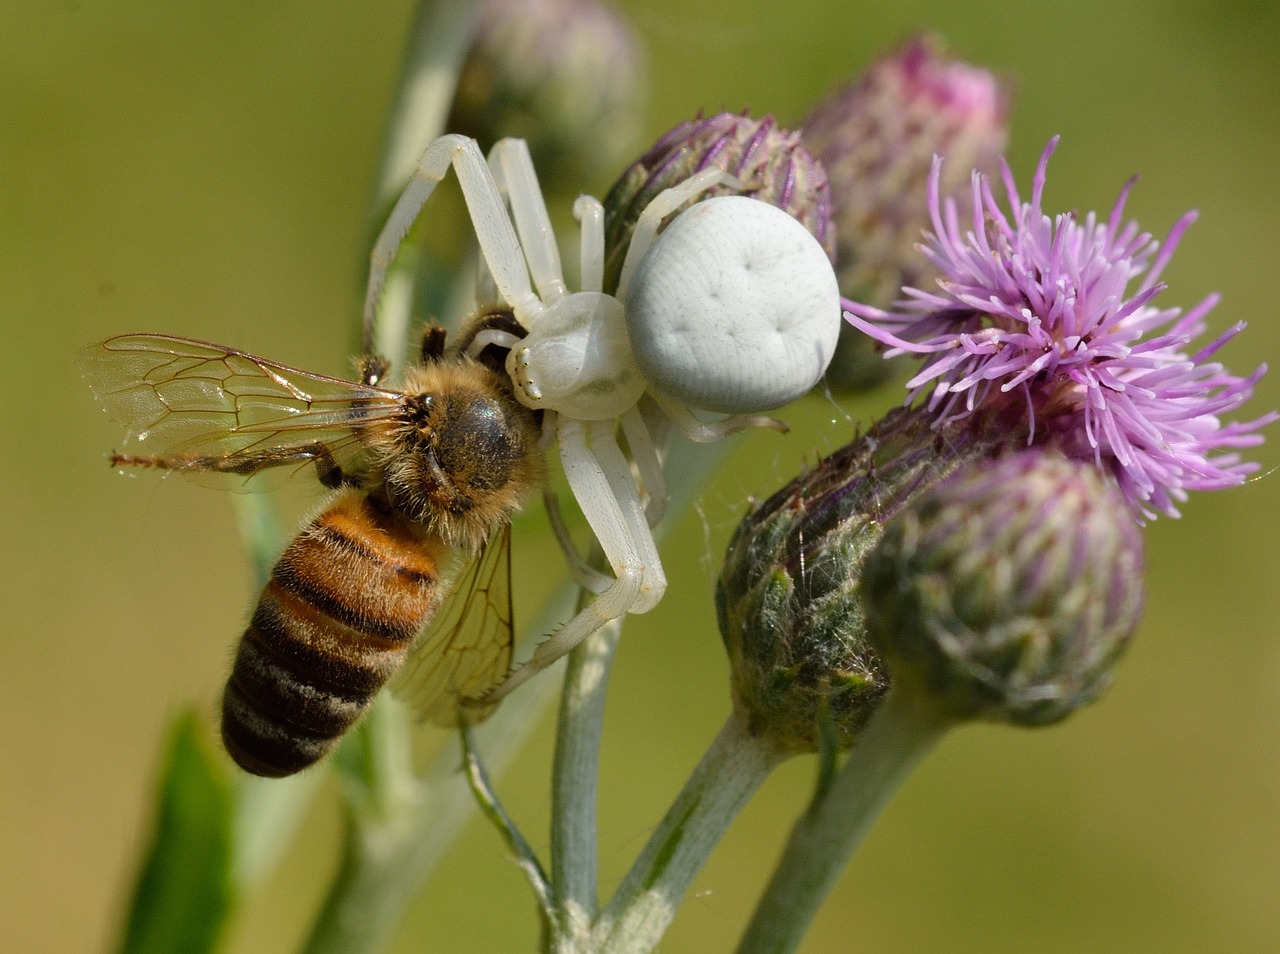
[734,688,950,954]
[299,814,416,954]
[588,711,789,954]
[362,0,479,362]
[370,0,478,216]
[550,615,622,944]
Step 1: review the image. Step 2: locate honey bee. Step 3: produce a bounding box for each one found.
[81,313,541,777]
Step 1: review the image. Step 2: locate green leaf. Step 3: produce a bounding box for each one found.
[116,709,236,954]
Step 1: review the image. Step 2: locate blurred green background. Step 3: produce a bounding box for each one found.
[2,1,1278,951]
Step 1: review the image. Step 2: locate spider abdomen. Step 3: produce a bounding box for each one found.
[625,195,841,414]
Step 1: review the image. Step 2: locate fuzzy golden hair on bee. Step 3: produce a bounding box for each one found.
[374,360,543,550]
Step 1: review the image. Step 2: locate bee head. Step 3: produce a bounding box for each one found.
[384,362,542,547]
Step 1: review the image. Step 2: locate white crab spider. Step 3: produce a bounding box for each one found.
[365,134,840,702]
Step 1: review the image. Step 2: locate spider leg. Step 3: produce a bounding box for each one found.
[586,419,664,616]
[543,489,613,594]
[487,139,568,303]
[616,166,745,299]
[649,392,788,444]
[573,195,606,294]
[620,406,667,527]
[365,134,541,349]
[486,416,665,702]
[464,328,522,360]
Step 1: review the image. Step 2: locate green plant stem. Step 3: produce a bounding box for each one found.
[370,0,477,216]
[363,0,479,362]
[734,688,951,954]
[587,711,788,954]
[550,615,622,945]
[231,773,323,892]
[300,813,419,954]
[299,424,788,953]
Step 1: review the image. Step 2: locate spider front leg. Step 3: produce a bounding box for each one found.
[543,489,614,594]
[364,134,542,351]
[485,416,665,702]
[487,138,568,304]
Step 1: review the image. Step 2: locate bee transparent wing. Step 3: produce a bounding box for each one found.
[393,525,515,727]
[80,333,406,489]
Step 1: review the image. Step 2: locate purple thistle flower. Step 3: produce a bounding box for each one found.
[844,137,1275,519]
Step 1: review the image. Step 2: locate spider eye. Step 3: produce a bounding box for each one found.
[624,196,841,414]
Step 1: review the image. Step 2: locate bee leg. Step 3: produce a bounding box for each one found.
[420,325,448,363]
[111,442,356,486]
[355,353,391,387]
[219,443,359,488]
[310,446,359,490]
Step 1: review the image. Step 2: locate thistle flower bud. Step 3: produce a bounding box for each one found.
[448,0,646,188]
[861,451,1145,726]
[716,407,1000,751]
[601,112,835,293]
[804,35,1009,391]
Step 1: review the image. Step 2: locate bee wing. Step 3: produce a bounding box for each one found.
[80,333,406,489]
[393,525,516,727]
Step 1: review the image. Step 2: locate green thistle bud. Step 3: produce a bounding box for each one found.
[601,112,835,293]
[861,451,1145,726]
[803,35,1010,391]
[716,407,1000,751]
[448,0,647,189]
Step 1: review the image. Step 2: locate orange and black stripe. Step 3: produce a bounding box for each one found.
[221,491,448,777]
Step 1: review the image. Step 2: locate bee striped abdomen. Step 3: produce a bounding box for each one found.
[221,491,448,777]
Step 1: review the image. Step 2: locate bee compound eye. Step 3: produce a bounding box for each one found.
[624,195,841,414]
[432,393,525,491]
